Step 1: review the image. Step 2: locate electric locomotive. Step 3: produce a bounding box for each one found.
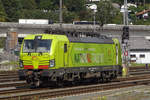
[18,33,122,87]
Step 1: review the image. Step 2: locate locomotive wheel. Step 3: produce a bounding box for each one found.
[29,80,42,88]
[35,80,40,87]
[26,73,42,88]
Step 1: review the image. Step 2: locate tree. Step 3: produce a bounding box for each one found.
[64,0,91,21]
[0,37,5,48]
[64,0,86,12]
[96,1,119,25]
[38,0,53,10]
[0,0,6,22]
[112,12,123,24]
[2,0,22,22]
[63,10,78,23]
[51,0,60,10]
[20,0,37,9]
[35,0,40,4]
[78,10,93,21]
[111,0,123,6]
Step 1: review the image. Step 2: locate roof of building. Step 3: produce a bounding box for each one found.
[136,9,150,16]
[129,37,150,50]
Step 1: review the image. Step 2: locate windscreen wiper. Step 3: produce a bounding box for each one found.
[27,52,31,56]
[39,52,43,56]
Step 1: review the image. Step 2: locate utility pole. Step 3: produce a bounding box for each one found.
[122,0,129,77]
[59,0,63,29]
[123,0,128,25]
[93,11,96,32]
[144,0,145,9]
[91,4,97,32]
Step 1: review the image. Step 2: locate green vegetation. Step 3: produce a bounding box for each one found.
[0,61,18,66]
[96,1,122,25]
[0,0,6,21]
[0,37,5,48]
[0,0,122,24]
[0,0,150,24]
[130,63,150,67]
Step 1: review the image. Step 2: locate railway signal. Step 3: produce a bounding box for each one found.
[122,26,130,77]
[122,26,129,43]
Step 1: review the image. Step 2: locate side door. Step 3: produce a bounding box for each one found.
[58,42,64,67]
[64,43,68,67]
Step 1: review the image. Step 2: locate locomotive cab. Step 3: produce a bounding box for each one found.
[20,35,54,69]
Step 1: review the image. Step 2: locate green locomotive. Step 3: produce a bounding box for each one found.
[18,34,122,87]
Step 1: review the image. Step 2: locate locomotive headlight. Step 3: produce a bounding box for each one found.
[19,60,23,68]
[49,59,55,67]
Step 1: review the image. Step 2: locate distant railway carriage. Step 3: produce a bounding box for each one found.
[73,21,100,25]
[18,34,122,87]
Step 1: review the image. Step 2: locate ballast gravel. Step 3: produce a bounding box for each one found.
[44,85,150,100]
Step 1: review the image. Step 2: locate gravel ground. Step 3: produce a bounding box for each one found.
[44,85,150,100]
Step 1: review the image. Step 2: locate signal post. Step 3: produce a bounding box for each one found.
[122,0,130,77]
[122,26,129,77]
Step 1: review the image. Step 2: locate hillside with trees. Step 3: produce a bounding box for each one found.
[0,0,150,25]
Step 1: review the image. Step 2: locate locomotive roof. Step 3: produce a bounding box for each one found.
[24,34,114,44]
[68,36,114,44]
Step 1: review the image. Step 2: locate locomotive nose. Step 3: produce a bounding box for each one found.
[32,56,39,69]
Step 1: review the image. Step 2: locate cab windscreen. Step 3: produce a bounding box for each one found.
[23,39,52,53]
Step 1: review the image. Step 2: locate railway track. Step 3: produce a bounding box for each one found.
[0,71,149,100]
[0,81,26,88]
[129,66,149,70]
[0,74,150,100]
[0,67,148,100]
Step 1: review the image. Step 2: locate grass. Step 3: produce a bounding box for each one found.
[129,63,150,67]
